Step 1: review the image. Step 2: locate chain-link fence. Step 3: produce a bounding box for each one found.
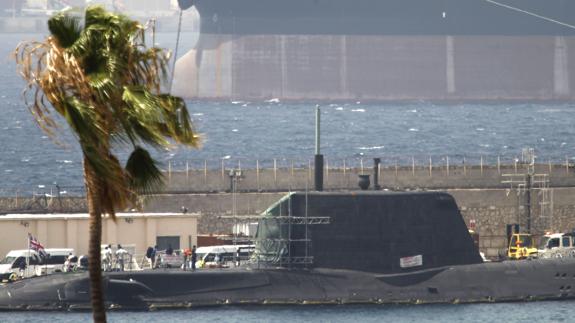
[161,154,575,193]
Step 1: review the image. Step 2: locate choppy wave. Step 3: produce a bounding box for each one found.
[358,146,385,150]
[1,300,575,322]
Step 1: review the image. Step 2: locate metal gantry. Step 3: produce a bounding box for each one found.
[501,148,551,233]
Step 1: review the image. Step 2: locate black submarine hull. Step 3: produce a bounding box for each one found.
[1,258,574,310]
[2,192,573,310]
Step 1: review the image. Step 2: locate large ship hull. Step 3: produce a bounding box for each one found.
[173,0,575,101]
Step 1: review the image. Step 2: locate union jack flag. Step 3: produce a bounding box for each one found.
[28,233,47,258]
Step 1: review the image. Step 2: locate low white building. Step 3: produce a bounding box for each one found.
[0,212,198,258]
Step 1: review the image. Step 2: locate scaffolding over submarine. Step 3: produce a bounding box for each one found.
[1,191,575,310]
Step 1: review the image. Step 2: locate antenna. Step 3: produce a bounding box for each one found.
[314,105,324,191]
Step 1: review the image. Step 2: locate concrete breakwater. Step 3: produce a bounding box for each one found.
[162,160,575,192]
[2,162,575,259]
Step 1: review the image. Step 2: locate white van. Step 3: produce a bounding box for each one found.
[195,245,254,269]
[0,248,74,281]
[41,248,75,274]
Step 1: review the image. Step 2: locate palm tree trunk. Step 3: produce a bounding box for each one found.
[85,160,107,323]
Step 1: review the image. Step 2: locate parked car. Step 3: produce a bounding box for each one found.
[195,245,254,268]
[0,248,74,281]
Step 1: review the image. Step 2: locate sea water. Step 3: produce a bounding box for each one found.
[2,33,575,190]
[1,301,575,322]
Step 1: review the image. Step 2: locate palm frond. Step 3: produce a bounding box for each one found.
[60,97,103,143]
[156,94,201,147]
[88,71,115,98]
[125,147,164,195]
[47,10,81,48]
[121,86,171,148]
[100,153,130,216]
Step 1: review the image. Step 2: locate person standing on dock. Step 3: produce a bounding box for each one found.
[182,248,192,271]
[152,246,158,269]
[145,246,155,269]
[116,244,128,271]
[102,245,113,272]
[191,246,197,271]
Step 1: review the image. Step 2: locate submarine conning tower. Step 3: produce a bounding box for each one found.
[255,191,483,274]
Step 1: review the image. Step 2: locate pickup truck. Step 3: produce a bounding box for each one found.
[538,232,575,259]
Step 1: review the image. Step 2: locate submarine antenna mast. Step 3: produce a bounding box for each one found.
[314,105,324,191]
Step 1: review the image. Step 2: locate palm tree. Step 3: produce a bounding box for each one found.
[14,6,199,322]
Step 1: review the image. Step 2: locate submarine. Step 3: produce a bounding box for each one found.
[1,191,575,310]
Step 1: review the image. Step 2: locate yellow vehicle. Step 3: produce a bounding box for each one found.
[507,233,538,260]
